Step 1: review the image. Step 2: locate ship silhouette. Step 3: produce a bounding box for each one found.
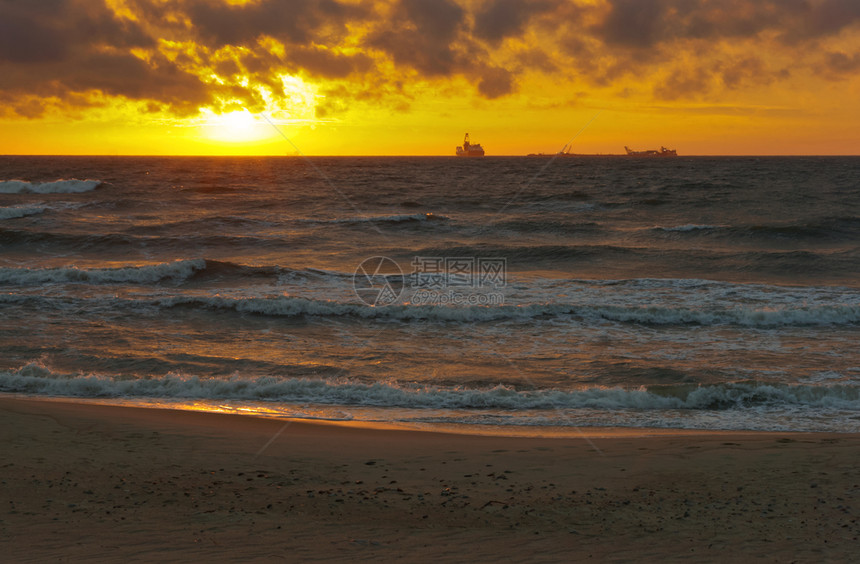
[456,133,485,157]
[624,146,677,157]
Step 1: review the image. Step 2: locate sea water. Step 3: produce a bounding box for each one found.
[1,155,858,433]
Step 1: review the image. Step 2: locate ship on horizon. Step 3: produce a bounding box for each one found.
[528,144,679,157]
[624,146,677,157]
[456,133,485,157]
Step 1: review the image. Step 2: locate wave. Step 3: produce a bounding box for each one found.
[5,291,857,327]
[0,259,206,286]
[654,224,721,232]
[0,227,137,248]
[160,295,860,327]
[2,270,857,326]
[119,213,449,235]
[0,179,102,194]
[0,258,353,287]
[0,205,46,219]
[652,217,860,240]
[0,227,316,251]
[490,219,602,235]
[308,212,449,225]
[122,215,276,234]
[2,363,857,412]
[412,243,860,276]
[414,244,636,262]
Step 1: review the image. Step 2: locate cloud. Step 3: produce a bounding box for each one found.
[2,0,860,121]
[653,65,714,100]
[0,0,208,117]
[591,0,860,49]
[367,0,466,76]
[0,0,376,118]
[473,0,560,44]
[720,57,770,89]
[0,3,69,64]
[182,0,368,48]
[477,66,515,98]
[0,0,152,64]
[595,0,667,49]
[289,47,373,79]
[820,51,860,78]
[787,0,860,41]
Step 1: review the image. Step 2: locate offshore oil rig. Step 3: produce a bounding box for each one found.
[456,133,485,157]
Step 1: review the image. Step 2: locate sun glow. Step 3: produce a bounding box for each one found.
[199,108,276,143]
[1,0,858,156]
[193,74,318,148]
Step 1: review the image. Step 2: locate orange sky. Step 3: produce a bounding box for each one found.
[1,0,859,156]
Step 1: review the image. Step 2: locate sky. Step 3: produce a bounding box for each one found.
[1,0,859,156]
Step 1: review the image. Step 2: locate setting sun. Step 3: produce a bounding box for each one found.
[199,109,273,143]
[2,1,860,559]
[0,0,857,155]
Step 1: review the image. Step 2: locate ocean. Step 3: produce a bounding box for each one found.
[1,155,859,434]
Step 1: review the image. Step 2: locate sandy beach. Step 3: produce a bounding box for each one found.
[1,397,857,562]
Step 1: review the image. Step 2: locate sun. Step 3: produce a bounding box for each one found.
[199,108,276,143]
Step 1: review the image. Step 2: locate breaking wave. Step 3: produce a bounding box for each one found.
[162,295,860,327]
[308,213,449,225]
[0,179,102,194]
[0,205,46,219]
[0,259,206,285]
[654,224,721,232]
[0,259,355,287]
[2,363,858,412]
[652,217,860,240]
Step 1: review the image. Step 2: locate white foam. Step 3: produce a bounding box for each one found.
[0,205,46,219]
[2,363,857,413]
[163,295,860,327]
[593,304,860,327]
[656,224,720,232]
[316,213,449,224]
[0,259,205,286]
[0,179,102,194]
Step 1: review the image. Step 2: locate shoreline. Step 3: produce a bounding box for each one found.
[3,392,849,438]
[2,396,858,561]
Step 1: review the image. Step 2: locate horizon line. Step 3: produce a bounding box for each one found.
[2,153,859,158]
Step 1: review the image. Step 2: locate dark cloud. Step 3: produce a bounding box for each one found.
[652,56,779,100]
[792,0,860,40]
[820,51,860,77]
[401,0,464,41]
[0,51,210,117]
[477,66,515,98]
[593,0,845,49]
[653,66,713,100]
[2,0,859,119]
[596,0,667,49]
[0,1,68,63]
[316,82,412,118]
[367,0,466,76]
[289,47,373,78]
[584,0,848,94]
[473,0,560,44]
[67,52,210,113]
[0,0,374,118]
[0,0,202,117]
[182,0,367,48]
[720,57,770,89]
[11,97,48,119]
[514,49,558,73]
[366,0,524,98]
[0,0,152,64]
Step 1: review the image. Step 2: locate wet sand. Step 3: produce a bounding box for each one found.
[1,397,857,562]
